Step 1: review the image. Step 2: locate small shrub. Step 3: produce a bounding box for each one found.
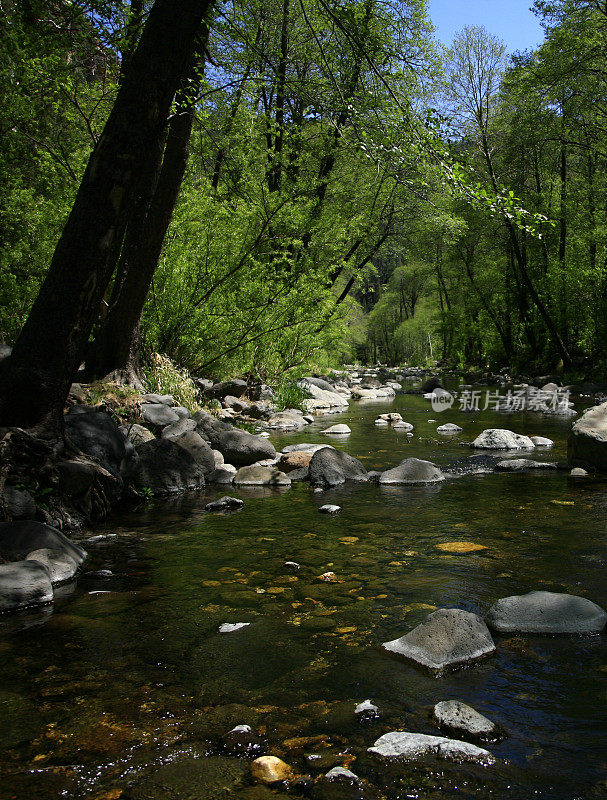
[143,353,201,413]
[273,378,308,412]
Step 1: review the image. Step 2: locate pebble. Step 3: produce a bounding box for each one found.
[319,504,341,514]
[250,755,294,784]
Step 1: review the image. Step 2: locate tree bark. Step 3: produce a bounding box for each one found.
[0,0,212,432]
[86,25,211,381]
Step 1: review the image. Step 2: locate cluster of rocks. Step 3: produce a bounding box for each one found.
[382,592,607,674]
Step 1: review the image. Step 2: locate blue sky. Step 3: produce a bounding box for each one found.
[428,0,545,54]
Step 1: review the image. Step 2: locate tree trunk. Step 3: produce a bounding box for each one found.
[86,26,211,381]
[0,0,212,432]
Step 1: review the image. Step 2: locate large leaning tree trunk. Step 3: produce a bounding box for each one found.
[0,0,212,434]
[85,26,210,384]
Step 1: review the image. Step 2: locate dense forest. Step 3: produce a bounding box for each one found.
[1,0,606,412]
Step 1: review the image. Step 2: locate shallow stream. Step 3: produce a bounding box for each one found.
[2,387,607,799]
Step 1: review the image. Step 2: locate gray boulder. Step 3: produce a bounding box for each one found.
[171,431,216,475]
[213,429,277,467]
[0,521,86,565]
[233,466,291,486]
[471,428,535,450]
[124,423,156,446]
[309,448,367,489]
[211,379,248,399]
[65,409,131,478]
[486,591,607,634]
[26,548,79,584]
[142,403,180,428]
[161,417,197,439]
[143,393,175,405]
[379,457,444,485]
[368,731,495,765]
[301,376,335,392]
[267,410,306,430]
[382,608,495,674]
[0,561,53,612]
[130,439,205,495]
[568,400,607,471]
[437,423,462,434]
[433,700,498,742]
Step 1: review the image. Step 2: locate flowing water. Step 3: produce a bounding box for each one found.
[2,386,607,799]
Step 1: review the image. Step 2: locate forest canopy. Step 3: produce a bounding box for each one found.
[1,0,605,401]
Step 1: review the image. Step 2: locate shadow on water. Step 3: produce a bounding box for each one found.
[1,388,607,799]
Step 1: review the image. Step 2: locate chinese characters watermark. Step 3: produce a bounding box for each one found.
[430,387,571,413]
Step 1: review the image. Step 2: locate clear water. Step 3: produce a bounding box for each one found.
[2,388,607,799]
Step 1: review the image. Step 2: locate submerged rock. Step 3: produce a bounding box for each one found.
[486,591,607,634]
[368,731,495,765]
[433,700,498,742]
[251,755,294,784]
[471,429,535,450]
[495,459,557,471]
[382,608,496,673]
[205,496,244,512]
[379,457,444,485]
[355,699,379,719]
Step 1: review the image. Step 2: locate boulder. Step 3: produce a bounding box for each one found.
[223,395,249,412]
[65,409,130,478]
[486,591,607,634]
[351,386,396,400]
[161,417,197,439]
[471,429,535,450]
[279,451,313,472]
[26,548,79,584]
[208,428,277,468]
[433,700,498,741]
[321,424,351,435]
[300,381,349,411]
[171,431,216,475]
[382,608,495,674]
[368,731,495,765]
[142,402,180,428]
[379,458,444,485]
[233,466,291,486]
[0,521,86,565]
[301,376,335,392]
[0,561,53,612]
[309,448,368,489]
[211,379,248,399]
[143,393,175,405]
[437,423,462,434]
[568,400,607,471]
[209,468,235,484]
[124,423,155,446]
[129,439,206,495]
[393,421,414,430]
[3,486,36,520]
[530,435,554,447]
[267,410,306,430]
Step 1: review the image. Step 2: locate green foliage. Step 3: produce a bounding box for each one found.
[273,379,308,412]
[143,353,201,413]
